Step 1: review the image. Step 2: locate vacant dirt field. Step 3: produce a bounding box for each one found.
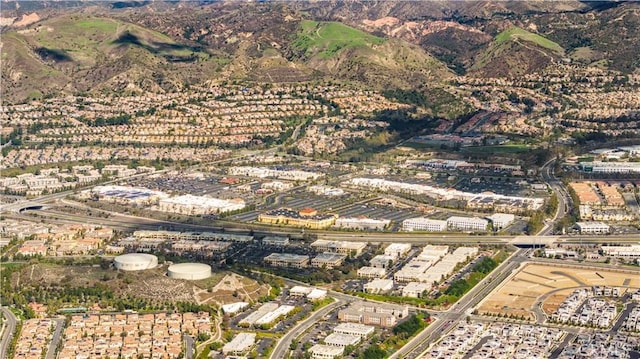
[478,263,640,320]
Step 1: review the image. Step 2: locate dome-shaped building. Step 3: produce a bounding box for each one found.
[114,253,158,271]
[167,263,212,280]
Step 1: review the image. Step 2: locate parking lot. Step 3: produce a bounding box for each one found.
[127,171,260,203]
[337,203,424,230]
[453,177,537,197]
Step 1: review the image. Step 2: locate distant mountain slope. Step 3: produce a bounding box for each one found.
[470,27,565,77]
[0,15,223,102]
[3,1,640,103]
[288,20,453,87]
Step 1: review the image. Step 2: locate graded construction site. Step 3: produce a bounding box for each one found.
[478,263,640,321]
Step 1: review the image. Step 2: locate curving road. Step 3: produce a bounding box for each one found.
[269,297,343,359]
[0,307,18,359]
[538,158,572,236]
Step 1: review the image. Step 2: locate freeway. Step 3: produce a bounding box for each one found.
[17,207,640,245]
[8,209,640,249]
[0,307,18,359]
[7,208,518,244]
[390,249,528,359]
[45,318,66,359]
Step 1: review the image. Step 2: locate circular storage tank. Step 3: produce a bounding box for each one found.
[167,263,212,280]
[114,253,158,271]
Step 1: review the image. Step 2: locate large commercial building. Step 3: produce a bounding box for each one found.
[229,166,323,181]
[486,213,515,230]
[288,286,327,301]
[221,302,249,315]
[369,255,395,269]
[601,245,640,258]
[338,301,409,328]
[90,185,169,206]
[133,230,253,242]
[113,253,158,271]
[264,253,309,268]
[402,282,432,298]
[157,194,245,215]
[311,240,367,256]
[334,217,390,231]
[576,222,611,234]
[167,263,212,280]
[238,303,294,327]
[395,246,477,284]
[332,323,375,338]
[580,162,640,174]
[308,344,344,359]
[363,279,394,294]
[258,208,337,229]
[402,218,447,232]
[394,245,448,282]
[384,243,412,258]
[323,333,361,347]
[312,252,348,268]
[222,333,256,355]
[446,216,488,232]
[357,266,386,279]
[347,177,543,213]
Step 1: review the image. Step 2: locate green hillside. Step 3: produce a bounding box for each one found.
[471,26,565,77]
[494,27,564,55]
[0,15,222,102]
[292,20,386,58]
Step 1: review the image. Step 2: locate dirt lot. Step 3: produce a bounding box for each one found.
[478,263,640,320]
[194,273,270,305]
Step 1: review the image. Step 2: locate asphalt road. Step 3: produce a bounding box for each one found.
[46,318,66,359]
[0,307,18,359]
[389,249,527,359]
[539,158,572,236]
[184,334,194,359]
[269,297,343,359]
